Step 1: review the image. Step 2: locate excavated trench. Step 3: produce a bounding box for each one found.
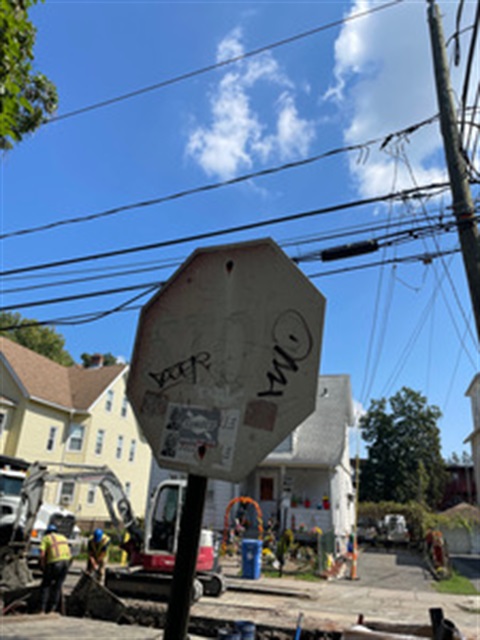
[63,573,342,639]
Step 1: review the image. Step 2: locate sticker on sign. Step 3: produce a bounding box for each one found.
[127,238,326,482]
[158,404,240,471]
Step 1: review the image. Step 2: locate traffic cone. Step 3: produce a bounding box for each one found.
[349,538,359,580]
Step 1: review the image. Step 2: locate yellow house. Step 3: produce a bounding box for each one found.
[0,337,152,527]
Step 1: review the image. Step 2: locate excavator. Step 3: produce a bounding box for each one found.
[0,461,225,602]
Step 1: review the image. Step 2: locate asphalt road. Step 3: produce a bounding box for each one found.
[349,547,434,591]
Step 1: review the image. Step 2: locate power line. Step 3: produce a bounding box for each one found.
[308,247,460,279]
[459,0,480,138]
[3,211,468,293]
[0,281,164,313]
[1,116,441,241]
[47,0,405,125]
[0,181,455,278]
[0,247,461,328]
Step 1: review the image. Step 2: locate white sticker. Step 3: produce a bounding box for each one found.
[159,403,240,470]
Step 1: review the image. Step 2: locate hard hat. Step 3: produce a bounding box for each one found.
[46,524,57,533]
[93,528,103,543]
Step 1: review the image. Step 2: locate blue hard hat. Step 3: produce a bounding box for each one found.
[46,524,57,533]
[93,528,103,543]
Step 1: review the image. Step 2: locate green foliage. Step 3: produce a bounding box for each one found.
[433,570,479,595]
[446,450,473,465]
[360,387,446,508]
[0,0,58,149]
[0,311,74,366]
[359,501,436,542]
[359,501,479,542]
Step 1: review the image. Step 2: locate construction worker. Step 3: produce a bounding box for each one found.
[86,527,111,582]
[39,524,72,614]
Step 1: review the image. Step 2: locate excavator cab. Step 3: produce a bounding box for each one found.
[148,482,183,554]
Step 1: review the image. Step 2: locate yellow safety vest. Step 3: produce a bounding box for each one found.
[88,533,110,560]
[41,532,72,564]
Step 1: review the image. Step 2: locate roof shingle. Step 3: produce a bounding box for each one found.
[0,337,126,413]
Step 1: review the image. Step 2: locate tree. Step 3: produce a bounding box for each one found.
[0,0,58,150]
[447,450,473,465]
[0,312,74,366]
[359,387,446,508]
[80,352,118,368]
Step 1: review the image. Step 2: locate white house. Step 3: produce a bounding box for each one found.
[148,374,355,549]
[464,373,480,507]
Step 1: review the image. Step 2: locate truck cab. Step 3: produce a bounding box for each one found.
[0,461,81,562]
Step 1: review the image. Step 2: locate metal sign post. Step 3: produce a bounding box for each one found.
[128,239,326,639]
[163,474,206,640]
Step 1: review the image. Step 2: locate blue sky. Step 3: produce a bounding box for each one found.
[1,0,479,459]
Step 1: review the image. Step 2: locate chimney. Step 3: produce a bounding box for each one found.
[90,353,104,368]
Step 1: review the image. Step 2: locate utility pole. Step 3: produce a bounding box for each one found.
[427,0,480,343]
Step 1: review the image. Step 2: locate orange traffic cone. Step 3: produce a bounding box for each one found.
[349,538,359,580]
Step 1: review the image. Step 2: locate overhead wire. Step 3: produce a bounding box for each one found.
[360,142,402,405]
[0,281,165,313]
[0,246,463,330]
[0,181,457,278]
[459,0,480,138]
[46,0,406,125]
[2,212,475,295]
[399,147,478,349]
[0,115,442,241]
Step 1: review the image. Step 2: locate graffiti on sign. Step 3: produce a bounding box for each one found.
[149,352,211,392]
[258,309,313,398]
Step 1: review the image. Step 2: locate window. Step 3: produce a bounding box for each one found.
[67,423,85,452]
[60,481,75,505]
[125,481,131,498]
[116,435,124,460]
[260,477,274,501]
[46,426,57,452]
[0,476,23,496]
[94,429,105,456]
[121,395,128,418]
[87,484,96,505]
[273,433,293,454]
[128,439,136,462]
[0,412,6,436]
[105,389,114,412]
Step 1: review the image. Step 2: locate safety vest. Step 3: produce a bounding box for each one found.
[88,533,111,559]
[41,532,72,564]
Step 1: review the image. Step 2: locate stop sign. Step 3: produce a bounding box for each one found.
[127,238,326,482]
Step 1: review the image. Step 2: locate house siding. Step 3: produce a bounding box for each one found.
[15,401,70,463]
[0,344,152,525]
[465,374,480,507]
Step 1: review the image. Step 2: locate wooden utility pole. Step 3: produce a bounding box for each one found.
[427,0,480,343]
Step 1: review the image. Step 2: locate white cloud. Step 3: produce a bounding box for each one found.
[326,0,477,198]
[186,29,315,180]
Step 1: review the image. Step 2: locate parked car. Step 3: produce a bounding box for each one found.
[380,514,409,545]
[356,517,380,543]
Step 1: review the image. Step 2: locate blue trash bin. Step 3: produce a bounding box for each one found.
[234,620,256,639]
[241,538,262,580]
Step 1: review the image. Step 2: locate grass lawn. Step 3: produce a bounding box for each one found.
[433,570,479,596]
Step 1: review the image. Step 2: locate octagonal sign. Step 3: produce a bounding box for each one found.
[127,238,326,482]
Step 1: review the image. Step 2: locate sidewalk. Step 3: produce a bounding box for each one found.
[3,555,478,639]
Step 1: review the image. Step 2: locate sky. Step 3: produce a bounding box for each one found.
[1,0,479,460]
